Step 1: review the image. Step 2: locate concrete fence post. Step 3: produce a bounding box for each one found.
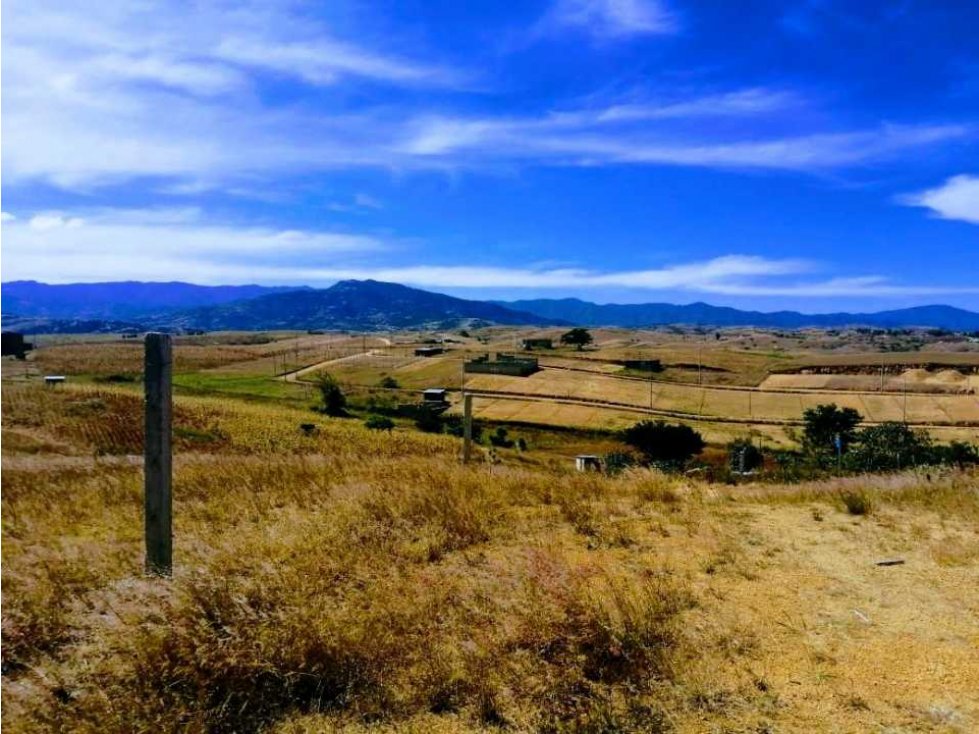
[144,332,173,576]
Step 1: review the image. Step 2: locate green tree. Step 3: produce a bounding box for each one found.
[378,376,400,389]
[314,372,347,416]
[801,403,861,457]
[930,440,979,468]
[847,422,931,471]
[560,327,593,350]
[621,420,705,469]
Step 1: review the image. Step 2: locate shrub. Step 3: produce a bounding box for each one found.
[839,489,873,516]
[364,415,395,432]
[847,422,931,472]
[929,440,979,468]
[378,376,400,389]
[489,427,514,448]
[603,452,637,476]
[728,438,763,473]
[415,409,444,433]
[314,372,347,416]
[442,415,483,442]
[621,420,705,469]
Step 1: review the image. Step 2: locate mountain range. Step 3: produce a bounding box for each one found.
[500,298,979,331]
[2,279,978,333]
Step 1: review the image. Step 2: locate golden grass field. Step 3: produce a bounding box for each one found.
[2,382,979,732]
[2,379,978,733]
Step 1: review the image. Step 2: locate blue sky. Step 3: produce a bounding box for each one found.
[2,0,977,311]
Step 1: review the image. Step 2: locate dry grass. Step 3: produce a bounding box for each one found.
[3,382,979,733]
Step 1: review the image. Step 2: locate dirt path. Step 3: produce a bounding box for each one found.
[279,338,392,382]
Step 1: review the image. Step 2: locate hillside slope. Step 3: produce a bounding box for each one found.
[164,279,565,330]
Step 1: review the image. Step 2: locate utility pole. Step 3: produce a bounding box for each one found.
[144,333,173,576]
[903,379,908,424]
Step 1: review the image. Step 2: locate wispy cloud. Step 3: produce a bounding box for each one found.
[0,0,464,189]
[0,208,386,283]
[4,208,971,298]
[541,0,678,39]
[899,174,979,225]
[2,0,972,193]
[400,114,969,171]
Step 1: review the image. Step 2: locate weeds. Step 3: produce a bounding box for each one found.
[839,489,873,516]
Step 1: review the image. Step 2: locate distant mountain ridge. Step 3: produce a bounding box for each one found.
[499,298,979,331]
[2,279,978,332]
[160,280,563,331]
[1,280,302,320]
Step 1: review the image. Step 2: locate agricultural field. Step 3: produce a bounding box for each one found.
[6,327,979,449]
[3,377,979,732]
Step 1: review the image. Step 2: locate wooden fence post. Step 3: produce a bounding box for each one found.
[463,393,473,464]
[144,332,173,576]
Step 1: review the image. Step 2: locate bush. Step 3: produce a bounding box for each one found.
[442,415,483,442]
[846,422,931,472]
[364,415,395,432]
[839,490,873,516]
[603,452,637,476]
[489,427,514,448]
[378,376,400,389]
[414,410,444,433]
[621,420,705,469]
[727,438,763,473]
[930,440,979,468]
[314,372,347,417]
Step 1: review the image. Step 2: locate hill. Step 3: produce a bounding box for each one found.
[3,381,977,732]
[500,298,979,330]
[163,279,564,331]
[1,280,301,321]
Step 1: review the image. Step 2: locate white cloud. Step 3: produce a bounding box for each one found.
[0,208,386,283]
[400,116,969,171]
[900,174,979,225]
[1,212,16,222]
[213,38,459,87]
[543,0,678,38]
[1,0,972,191]
[6,208,970,299]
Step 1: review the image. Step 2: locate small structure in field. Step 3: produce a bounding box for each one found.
[2,332,33,358]
[575,455,602,472]
[399,387,450,417]
[422,388,449,406]
[44,375,66,387]
[415,346,445,357]
[521,338,553,350]
[464,353,540,377]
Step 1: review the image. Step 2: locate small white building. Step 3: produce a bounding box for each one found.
[575,455,602,472]
[422,388,449,405]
